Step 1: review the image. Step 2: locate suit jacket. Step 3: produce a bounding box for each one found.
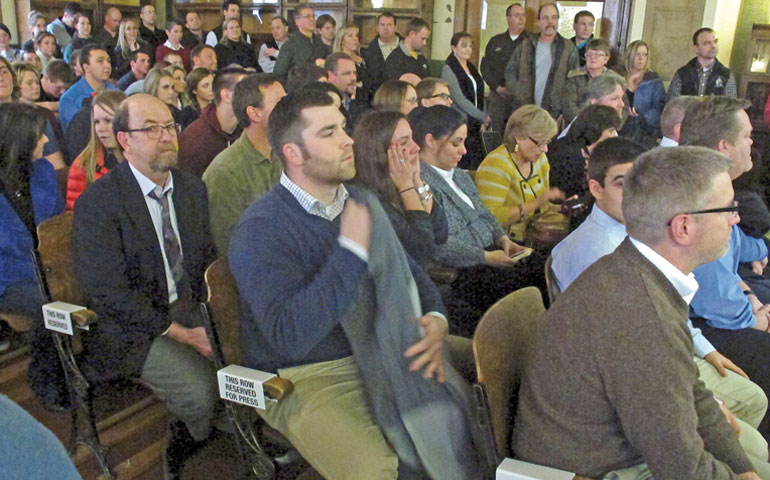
[420,163,504,268]
[513,239,753,478]
[72,161,216,380]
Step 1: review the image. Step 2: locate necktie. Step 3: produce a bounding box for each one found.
[148,189,190,299]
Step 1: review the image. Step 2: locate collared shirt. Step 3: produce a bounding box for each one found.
[162,40,182,51]
[428,164,475,209]
[128,162,183,303]
[552,205,714,356]
[691,225,769,329]
[399,41,418,60]
[379,38,399,61]
[630,237,699,304]
[279,172,367,261]
[659,136,678,147]
[509,33,520,42]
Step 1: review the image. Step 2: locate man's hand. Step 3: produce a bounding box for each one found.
[167,323,212,358]
[340,199,372,252]
[264,47,279,57]
[738,473,762,480]
[404,314,447,382]
[718,401,741,436]
[704,351,749,379]
[495,86,511,99]
[752,304,770,332]
[752,258,768,275]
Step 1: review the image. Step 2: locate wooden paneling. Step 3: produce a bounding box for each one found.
[642,0,705,81]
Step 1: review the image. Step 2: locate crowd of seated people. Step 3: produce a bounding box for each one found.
[2,1,770,478]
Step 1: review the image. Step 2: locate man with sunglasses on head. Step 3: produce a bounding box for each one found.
[72,94,219,479]
[682,96,770,439]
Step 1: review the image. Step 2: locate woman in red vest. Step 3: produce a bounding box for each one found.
[65,90,126,210]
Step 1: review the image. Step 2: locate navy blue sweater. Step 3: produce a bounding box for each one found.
[229,183,444,372]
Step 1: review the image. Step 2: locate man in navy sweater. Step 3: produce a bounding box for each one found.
[229,90,479,479]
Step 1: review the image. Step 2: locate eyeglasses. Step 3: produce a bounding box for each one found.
[585,51,607,58]
[666,200,739,225]
[429,93,451,101]
[297,13,315,19]
[528,136,551,148]
[125,123,181,139]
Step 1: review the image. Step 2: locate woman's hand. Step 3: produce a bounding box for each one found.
[388,143,415,191]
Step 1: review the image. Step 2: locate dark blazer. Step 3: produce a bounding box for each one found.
[420,163,504,268]
[72,161,216,380]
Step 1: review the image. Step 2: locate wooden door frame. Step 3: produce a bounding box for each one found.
[455,0,633,65]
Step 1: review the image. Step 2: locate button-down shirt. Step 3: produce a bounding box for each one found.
[659,136,678,147]
[428,164,475,209]
[129,163,183,303]
[279,171,367,261]
[691,225,768,329]
[552,204,715,357]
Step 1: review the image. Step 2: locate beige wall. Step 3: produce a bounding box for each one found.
[629,0,741,67]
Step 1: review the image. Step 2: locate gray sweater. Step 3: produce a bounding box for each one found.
[512,238,753,479]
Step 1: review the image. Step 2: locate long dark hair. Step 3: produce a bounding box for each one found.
[408,105,467,149]
[0,102,47,193]
[352,110,405,209]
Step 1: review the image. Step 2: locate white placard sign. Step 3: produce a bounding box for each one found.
[496,458,575,480]
[217,364,276,410]
[42,301,85,335]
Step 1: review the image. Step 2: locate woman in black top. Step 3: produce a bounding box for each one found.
[215,19,259,71]
[441,32,489,169]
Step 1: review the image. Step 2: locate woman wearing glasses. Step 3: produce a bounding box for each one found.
[441,32,489,169]
[66,90,126,210]
[475,105,565,243]
[562,38,625,124]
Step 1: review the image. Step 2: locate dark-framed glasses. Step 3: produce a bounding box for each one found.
[125,123,181,140]
[666,200,739,225]
[528,136,551,148]
[430,93,451,101]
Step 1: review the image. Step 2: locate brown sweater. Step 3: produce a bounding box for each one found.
[512,238,753,479]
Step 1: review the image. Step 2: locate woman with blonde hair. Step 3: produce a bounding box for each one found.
[333,24,372,102]
[475,104,565,243]
[373,79,418,115]
[166,63,191,108]
[215,18,258,70]
[65,90,126,210]
[144,67,182,122]
[613,40,665,137]
[112,18,150,79]
[12,62,40,104]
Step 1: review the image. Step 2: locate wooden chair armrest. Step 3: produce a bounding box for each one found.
[0,313,34,333]
[264,376,294,400]
[71,309,98,328]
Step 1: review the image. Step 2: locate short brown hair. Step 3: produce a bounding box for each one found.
[679,96,751,149]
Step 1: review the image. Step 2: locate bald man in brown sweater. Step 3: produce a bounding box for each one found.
[513,147,765,480]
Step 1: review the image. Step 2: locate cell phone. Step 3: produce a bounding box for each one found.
[511,247,533,261]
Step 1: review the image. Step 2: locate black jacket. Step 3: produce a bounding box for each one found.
[215,39,260,70]
[676,57,732,97]
[72,161,216,379]
[361,35,402,97]
[480,31,524,90]
[383,44,430,81]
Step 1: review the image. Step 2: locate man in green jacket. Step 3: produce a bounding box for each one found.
[202,73,286,254]
[273,4,328,86]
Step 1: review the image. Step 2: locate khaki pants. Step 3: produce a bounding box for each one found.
[259,356,399,480]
